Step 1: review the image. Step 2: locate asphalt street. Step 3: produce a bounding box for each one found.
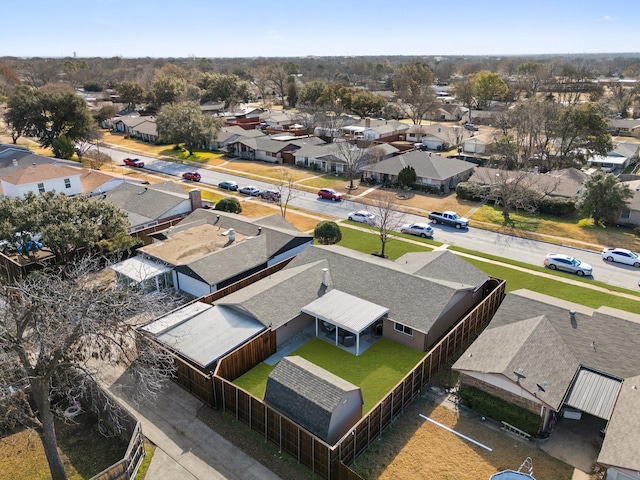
[100,145,640,291]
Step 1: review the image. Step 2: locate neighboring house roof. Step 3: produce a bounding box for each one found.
[216,245,486,333]
[231,136,294,154]
[217,126,266,144]
[114,115,149,128]
[141,302,266,370]
[0,162,82,185]
[462,132,495,145]
[396,250,489,288]
[608,119,640,129]
[622,179,640,212]
[367,143,399,157]
[611,142,640,159]
[264,356,362,442]
[0,144,31,159]
[452,289,640,472]
[95,181,190,227]
[468,167,587,198]
[79,169,122,194]
[132,120,157,136]
[293,142,344,163]
[361,150,474,181]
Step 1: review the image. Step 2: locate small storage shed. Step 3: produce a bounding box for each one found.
[264,356,363,445]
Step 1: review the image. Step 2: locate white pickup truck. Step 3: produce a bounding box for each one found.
[428,210,469,229]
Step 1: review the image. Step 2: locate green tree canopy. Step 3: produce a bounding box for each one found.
[116,81,145,108]
[576,171,633,224]
[0,192,135,262]
[214,197,242,214]
[398,166,417,188]
[149,75,186,106]
[314,221,342,245]
[349,90,387,118]
[156,101,222,156]
[198,73,251,107]
[471,71,508,109]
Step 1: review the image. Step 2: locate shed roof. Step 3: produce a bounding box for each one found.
[111,255,172,283]
[143,302,265,369]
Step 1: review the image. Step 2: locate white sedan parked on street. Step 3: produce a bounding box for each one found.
[602,248,640,267]
[348,210,376,225]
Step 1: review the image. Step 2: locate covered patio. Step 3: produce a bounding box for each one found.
[301,289,388,356]
[111,255,174,294]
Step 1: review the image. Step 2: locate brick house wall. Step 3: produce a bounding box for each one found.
[459,372,542,415]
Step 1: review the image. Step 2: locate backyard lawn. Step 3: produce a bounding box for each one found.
[233,338,426,414]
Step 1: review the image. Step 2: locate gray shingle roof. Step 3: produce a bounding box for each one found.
[96,181,190,227]
[361,150,474,181]
[264,356,361,442]
[218,245,485,333]
[396,250,489,288]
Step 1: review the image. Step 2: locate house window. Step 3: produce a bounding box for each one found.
[394,322,413,336]
[620,209,631,219]
[37,183,45,193]
[64,178,71,189]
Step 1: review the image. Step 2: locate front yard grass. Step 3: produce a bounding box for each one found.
[471,204,640,251]
[337,225,432,259]
[234,338,426,414]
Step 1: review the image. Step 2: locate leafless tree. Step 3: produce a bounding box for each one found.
[369,192,405,258]
[272,167,298,218]
[0,258,181,480]
[335,140,368,190]
[470,167,560,220]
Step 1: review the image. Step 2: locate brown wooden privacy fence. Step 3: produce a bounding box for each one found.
[90,421,145,480]
[209,278,505,479]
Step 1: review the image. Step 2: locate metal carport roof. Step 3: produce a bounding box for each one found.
[565,368,623,420]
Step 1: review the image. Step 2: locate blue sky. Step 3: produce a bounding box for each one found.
[2,0,637,58]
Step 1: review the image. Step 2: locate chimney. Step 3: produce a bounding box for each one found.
[257,227,262,236]
[189,189,202,210]
[322,268,331,286]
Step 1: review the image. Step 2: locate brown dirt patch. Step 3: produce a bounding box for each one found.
[352,397,574,480]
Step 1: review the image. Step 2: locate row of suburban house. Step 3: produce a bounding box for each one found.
[2,139,640,478]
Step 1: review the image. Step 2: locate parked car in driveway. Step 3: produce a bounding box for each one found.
[239,185,261,196]
[258,189,281,201]
[544,254,593,276]
[602,248,640,267]
[318,188,342,201]
[182,171,201,182]
[218,180,238,191]
[124,158,144,168]
[400,223,434,238]
[348,210,376,224]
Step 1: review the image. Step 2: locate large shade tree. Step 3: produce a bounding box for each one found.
[392,62,436,124]
[0,259,179,480]
[0,192,136,263]
[156,101,222,156]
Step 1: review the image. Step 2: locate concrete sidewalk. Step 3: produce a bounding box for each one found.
[104,370,281,480]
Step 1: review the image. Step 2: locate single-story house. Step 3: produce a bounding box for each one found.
[112,209,312,297]
[618,178,640,226]
[453,289,640,479]
[1,162,84,197]
[406,124,469,151]
[112,114,150,134]
[361,150,475,191]
[362,120,409,141]
[130,119,158,143]
[210,126,266,150]
[228,136,312,163]
[468,167,587,199]
[430,104,467,122]
[200,101,226,115]
[462,132,496,155]
[608,119,640,138]
[212,245,490,353]
[95,181,202,232]
[587,142,640,173]
[264,356,364,445]
[259,112,304,130]
[293,142,348,172]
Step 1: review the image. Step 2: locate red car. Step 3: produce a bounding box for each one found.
[317,188,342,201]
[182,171,201,182]
[124,158,144,168]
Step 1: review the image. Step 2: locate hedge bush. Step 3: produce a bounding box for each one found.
[214,197,242,214]
[457,385,542,435]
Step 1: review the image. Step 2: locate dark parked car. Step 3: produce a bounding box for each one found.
[464,123,479,131]
[182,171,201,182]
[258,189,281,201]
[218,180,239,191]
[318,188,342,201]
[124,157,144,168]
